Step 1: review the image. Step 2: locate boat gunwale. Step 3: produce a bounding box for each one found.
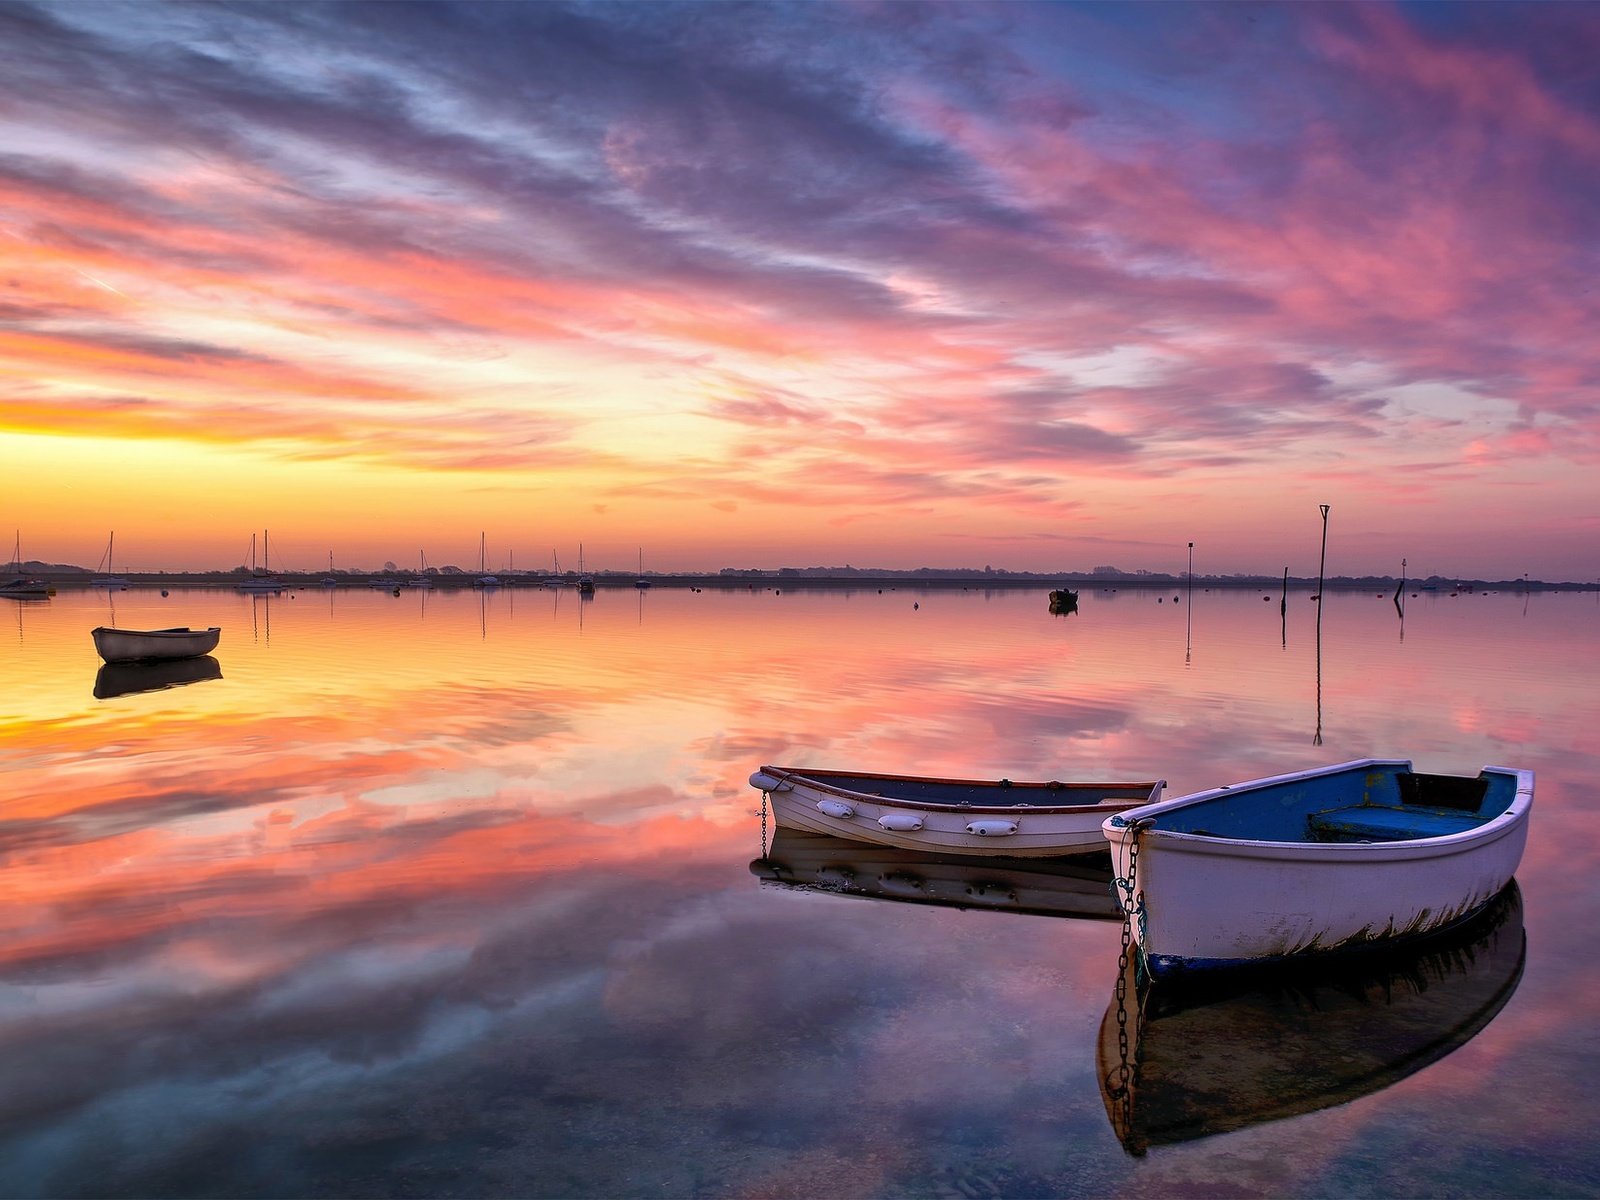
[1103,758,1533,862]
[758,765,1164,816]
[93,625,221,639]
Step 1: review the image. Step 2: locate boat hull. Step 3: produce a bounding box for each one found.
[91,626,221,664]
[752,766,1164,858]
[1,579,52,599]
[1103,759,1533,977]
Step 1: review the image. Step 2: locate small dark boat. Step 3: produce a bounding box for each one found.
[1,576,52,599]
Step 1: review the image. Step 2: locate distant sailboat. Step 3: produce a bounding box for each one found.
[474,533,500,589]
[635,548,651,589]
[544,550,565,588]
[237,530,284,592]
[322,551,338,588]
[91,531,130,590]
[577,544,595,595]
[1,531,52,599]
[412,550,432,588]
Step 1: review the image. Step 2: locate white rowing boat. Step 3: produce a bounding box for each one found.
[750,766,1165,857]
[1102,757,1533,978]
[91,626,221,664]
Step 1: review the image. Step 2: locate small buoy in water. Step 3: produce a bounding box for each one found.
[161,589,169,597]
[1263,596,1270,601]
[1158,597,1163,603]
[913,602,919,609]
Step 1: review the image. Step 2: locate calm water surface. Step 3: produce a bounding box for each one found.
[2,584,1597,1198]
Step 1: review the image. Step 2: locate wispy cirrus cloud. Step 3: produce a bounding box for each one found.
[2,1,1597,574]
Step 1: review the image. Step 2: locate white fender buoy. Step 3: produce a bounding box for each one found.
[877,812,924,832]
[966,819,1020,837]
[748,771,792,792]
[817,799,855,819]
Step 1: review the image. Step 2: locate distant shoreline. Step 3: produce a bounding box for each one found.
[8,568,1592,592]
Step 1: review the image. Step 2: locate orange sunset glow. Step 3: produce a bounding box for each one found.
[4,3,1598,579]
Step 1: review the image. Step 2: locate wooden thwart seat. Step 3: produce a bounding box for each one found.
[1308,805,1483,842]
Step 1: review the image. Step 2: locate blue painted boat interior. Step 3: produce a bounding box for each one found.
[798,771,1156,809]
[1149,764,1518,843]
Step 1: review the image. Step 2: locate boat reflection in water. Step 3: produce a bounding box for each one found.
[93,654,223,700]
[1098,881,1525,1155]
[751,827,1122,920]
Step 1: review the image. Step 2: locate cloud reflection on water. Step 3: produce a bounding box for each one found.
[0,586,1596,1195]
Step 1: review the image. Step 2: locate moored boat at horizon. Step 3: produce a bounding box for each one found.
[92,625,221,664]
[1102,757,1533,979]
[3,532,53,598]
[236,530,283,593]
[474,532,499,589]
[576,543,594,594]
[91,531,129,590]
[750,765,1165,857]
[1,576,52,599]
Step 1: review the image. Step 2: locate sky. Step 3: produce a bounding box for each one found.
[2,1,1599,580]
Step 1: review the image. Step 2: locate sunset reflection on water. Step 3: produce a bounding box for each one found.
[1,584,1597,1197]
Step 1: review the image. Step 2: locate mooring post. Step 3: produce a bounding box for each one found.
[1280,566,1288,644]
[1316,504,1330,601]
[1314,506,1329,745]
[1186,542,1195,665]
